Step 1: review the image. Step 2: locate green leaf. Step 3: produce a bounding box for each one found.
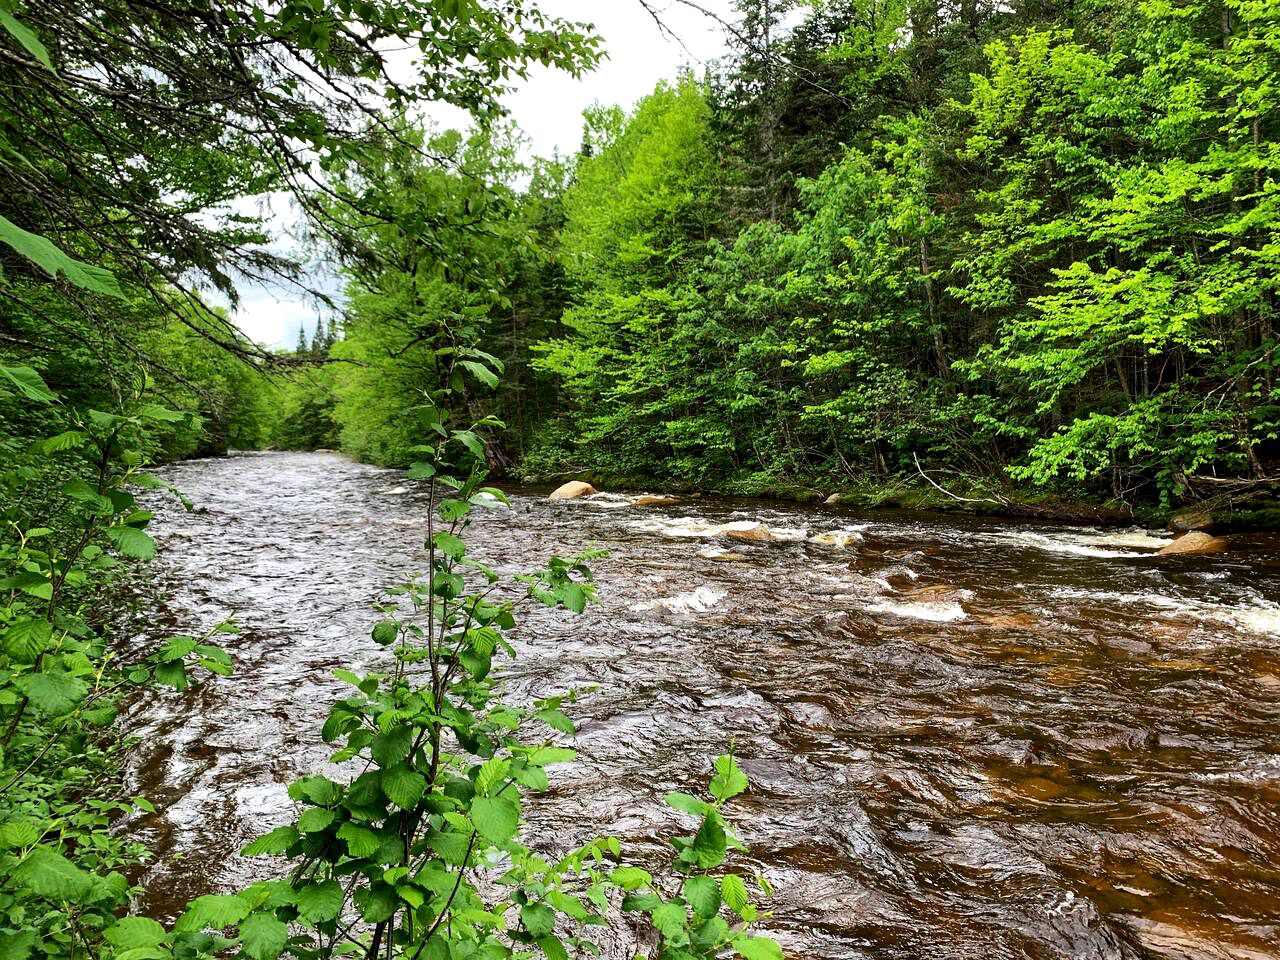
[241,825,300,856]
[0,215,123,297]
[13,846,92,898]
[459,360,499,389]
[709,755,748,802]
[471,795,518,844]
[665,791,711,816]
[296,879,343,922]
[175,893,251,931]
[337,823,381,858]
[19,672,86,715]
[371,620,399,645]
[381,765,426,809]
[407,461,436,479]
[433,531,465,559]
[0,6,53,70]
[651,901,688,938]
[239,912,288,960]
[0,363,55,403]
[0,931,37,960]
[134,403,188,423]
[535,708,575,733]
[720,874,748,915]
[537,935,568,960]
[353,882,397,922]
[683,875,721,919]
[297,807,335,833]
[106,525,157,560]
[685,811,728,869]
[3,618,51,662]
[0,820,40,849]
[520,902,555,938]
[732,935,783,960]
[608,867,652,891]
[527,747,576,767]
[104,917,166,949]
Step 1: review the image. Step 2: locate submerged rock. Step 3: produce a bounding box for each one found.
[632,494,681,507]
[549,480,597,500]
[1157,531,1227,556]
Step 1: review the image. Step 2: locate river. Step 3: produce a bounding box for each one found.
[126,451,1280,959]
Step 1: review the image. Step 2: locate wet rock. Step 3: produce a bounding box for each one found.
[824,493,841,505]
[720,521,774,543]
[976,612,1038,629]
[632,494,681,507]
[809,530,859,548]
[1157,531,1227,556]
[549,480,597,500]
[1169,510,1215,533]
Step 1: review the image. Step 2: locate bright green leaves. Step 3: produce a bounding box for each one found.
[17,671,86,716]
[297,807,335,833]
[371,619,400,645]
[0,363,56,403]
[288,775,342,806]
[175,893,252,931]
[709,754,748,802]
[337,822,382,858]
[3,618,51,662]
[381,764,426,809]
[103,916,166,950]
[295,880,343,923]
[471,794,519,844]
[241,826,300,856]
[683,875,721,918]
[239,912,288,960]
[105,524,157,560]
[433,531,466,559]
[0,214,124,299]
[11,846,93,899]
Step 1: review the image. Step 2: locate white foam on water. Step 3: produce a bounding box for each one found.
[808,529,864,549]
[1046,586,1280,639]
[580,492,634,509]
[630,585,727,614]
[626,517,808,541]
[382,486,410,495]
[979,526,1172,558]
[864,600,968,622]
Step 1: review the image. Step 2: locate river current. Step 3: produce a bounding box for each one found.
[128,451,1280,959]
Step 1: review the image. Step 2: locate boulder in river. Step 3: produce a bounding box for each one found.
[1157,531,1227,556]
[824,493,841,505]
[720,521,773,542]
[549,480,597,500]
[632,494,681,507]
[809,530,859,548]
[1168,510,1214,533]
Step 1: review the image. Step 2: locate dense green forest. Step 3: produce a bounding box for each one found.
[1,0,1278,956]
[259,0,1280,514]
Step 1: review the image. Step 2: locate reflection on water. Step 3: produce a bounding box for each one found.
[128,452,1280,959]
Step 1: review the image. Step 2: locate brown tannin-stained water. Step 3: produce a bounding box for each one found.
[127,452,1280,960]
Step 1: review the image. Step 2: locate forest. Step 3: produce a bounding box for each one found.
[1,0,1279,958]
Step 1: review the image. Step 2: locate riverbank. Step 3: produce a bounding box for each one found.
[510,465,1280,532]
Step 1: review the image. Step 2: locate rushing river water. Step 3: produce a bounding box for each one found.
[127,451,1280,959]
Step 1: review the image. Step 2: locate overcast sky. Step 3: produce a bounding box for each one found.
[231,0,739,349]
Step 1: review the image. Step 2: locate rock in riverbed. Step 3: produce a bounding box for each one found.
[720,521,774,542]
[1157,531,1227,556]
[549,481,597,500]
[632,494,681,507]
